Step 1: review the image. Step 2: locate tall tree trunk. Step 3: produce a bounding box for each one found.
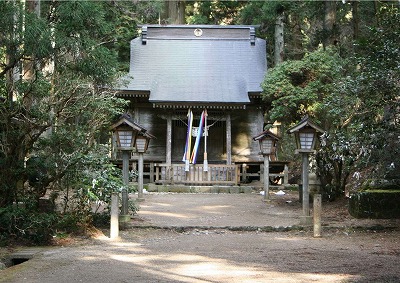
[351,0,360,40]
[26,0,41,17]
[289,12,304,60]
[24,1,37,81]
[162,1,185,24]
[374,0,381,27]
[323,0,337,48]
[274,12,284,66]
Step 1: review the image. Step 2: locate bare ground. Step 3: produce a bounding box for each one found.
[1,190,400,283]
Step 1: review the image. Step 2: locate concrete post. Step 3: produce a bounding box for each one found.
[110,192,119,239]
[263,155,270,201]
[313,193,322,237]
[137,152,144,202]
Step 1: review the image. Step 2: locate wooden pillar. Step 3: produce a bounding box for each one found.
[258,107,264,133]
[166,113,172,181]
[132,161,137,182]
[155,165,160,181]
[149,162,154,183]
[226,112,232,165]
[166,114,172,165]
[242,164,247,183]
[300,153,312,225]
[263,155,270,201]
[121,150,130,216]
[134,106,139,122]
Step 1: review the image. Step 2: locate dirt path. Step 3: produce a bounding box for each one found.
[2,228,400,283]
[1,191,400,283]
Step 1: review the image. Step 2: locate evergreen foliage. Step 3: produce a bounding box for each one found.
[0,1,130,244]
[260,2,399,199]
[0,0,398,243]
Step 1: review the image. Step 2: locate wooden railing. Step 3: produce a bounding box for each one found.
[153,163,239,185]
[123,161,289,186]
[240,161,289,185]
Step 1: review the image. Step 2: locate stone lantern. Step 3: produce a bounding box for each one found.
[253,130,280,201]
[288,115,324,225]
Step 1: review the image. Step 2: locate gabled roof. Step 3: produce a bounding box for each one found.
[253,130,280,142]
[111,113,155,139]
[117,25,267,109]
[287,116,325,134]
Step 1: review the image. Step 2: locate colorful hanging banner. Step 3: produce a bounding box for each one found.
[182,109,193,171]
[190,110,205,164]
[203,109,208,171]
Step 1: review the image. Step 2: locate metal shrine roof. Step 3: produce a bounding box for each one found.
[117,25,267,109]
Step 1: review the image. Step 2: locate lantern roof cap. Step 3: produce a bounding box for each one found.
[111,113,156,139]
[253,130,280,141]
[287,115,324,134]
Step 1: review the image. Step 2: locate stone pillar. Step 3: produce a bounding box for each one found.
[313,194,322,237]
[110,192,119,239]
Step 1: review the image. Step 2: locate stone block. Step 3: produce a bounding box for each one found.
[210,187,219,194]
[229,186,240,194]
[240,186,253,194]
[147,183,158,192]
[218,187,230,194]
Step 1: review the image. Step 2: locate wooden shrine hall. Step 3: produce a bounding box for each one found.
[114,25,289,188]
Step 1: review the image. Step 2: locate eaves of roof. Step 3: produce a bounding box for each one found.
[116,25,267,107]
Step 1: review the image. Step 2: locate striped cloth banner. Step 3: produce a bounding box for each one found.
[190,110,205,164]
[203,109,208,171]
[182,109,193,171]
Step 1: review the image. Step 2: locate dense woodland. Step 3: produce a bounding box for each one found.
[0,1,399,244]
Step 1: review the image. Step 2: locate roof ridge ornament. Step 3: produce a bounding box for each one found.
[194,28,203,37]
[141,26,147,45]
[250,26,255,45]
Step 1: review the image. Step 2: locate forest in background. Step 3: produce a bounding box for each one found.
[0,1,399,244]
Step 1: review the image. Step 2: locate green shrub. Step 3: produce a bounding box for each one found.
[55,213,86,234]
[92,211,110,228]
[0,205,58,245]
